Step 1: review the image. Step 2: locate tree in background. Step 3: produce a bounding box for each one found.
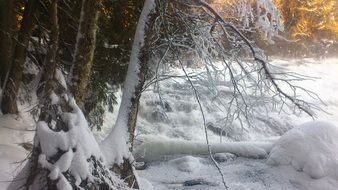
[71,0,102,108]
[0,0,17,89]
[85,0,145,130]
[210,0,284,43]
[274,0,338,57]
[1,0,38,114]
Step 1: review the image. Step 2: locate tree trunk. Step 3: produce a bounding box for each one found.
[1,0,39,114]
[71,0,101,108]
[27,1,60,188]
[0,0,16,105]
[39,0,59,95]
[100,0,156,188]
[112,44,150,188]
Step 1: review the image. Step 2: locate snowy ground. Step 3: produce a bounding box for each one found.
[102,58,338,190]
[139,156,338,190]
[0,114,35,189]
[1,58,338,190]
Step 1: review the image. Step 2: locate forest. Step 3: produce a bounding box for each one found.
[0,0,337,189]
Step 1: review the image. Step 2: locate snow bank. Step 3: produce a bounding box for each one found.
[267,121,338,179]
[0,114,35,190]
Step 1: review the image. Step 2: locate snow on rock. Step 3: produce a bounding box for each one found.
[169,156,202,172]
[267,121,338,179]
[213,153,237,163]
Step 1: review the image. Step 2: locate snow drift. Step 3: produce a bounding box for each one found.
[267,121,338,179]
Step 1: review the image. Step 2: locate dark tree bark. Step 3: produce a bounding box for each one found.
[1,0,39,114]
[71,0,101,108]
[26,1,60,188]
[39,0,59,95]
[0,0,16,87]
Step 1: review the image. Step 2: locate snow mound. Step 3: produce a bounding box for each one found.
[169,156,202,172]
[213,153,237,162]
[267,121,338,179]
[138,177,153,190]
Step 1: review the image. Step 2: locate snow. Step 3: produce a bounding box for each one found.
[36,97,103,187]
[37,121,70,157]
[139,155,338,190]
[213,153,237,162]
[49,91,59,105]
[100,0,156,166]
[0,114,35,190]
[1,58,338,190]
[169,156,202,172]
[138,177,154,190]
[54,69,67,89]
[267,121,338,179]
[133,58,338,189]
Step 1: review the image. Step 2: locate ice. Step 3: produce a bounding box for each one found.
[134,135,275,162]
[267,121,338,179]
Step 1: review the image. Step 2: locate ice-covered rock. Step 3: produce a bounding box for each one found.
[267,121,338,179]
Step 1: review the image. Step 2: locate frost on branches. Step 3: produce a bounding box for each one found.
[213,0,284,43]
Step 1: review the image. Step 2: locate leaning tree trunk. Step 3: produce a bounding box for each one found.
[71,0,101,109]
[100,0,156,188]
[0,0,16,89]
[1,0,38,114]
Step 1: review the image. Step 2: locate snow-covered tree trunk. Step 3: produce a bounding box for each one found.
[71,0,101,109]
[100,0,156,188]
[1,0,39,114]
